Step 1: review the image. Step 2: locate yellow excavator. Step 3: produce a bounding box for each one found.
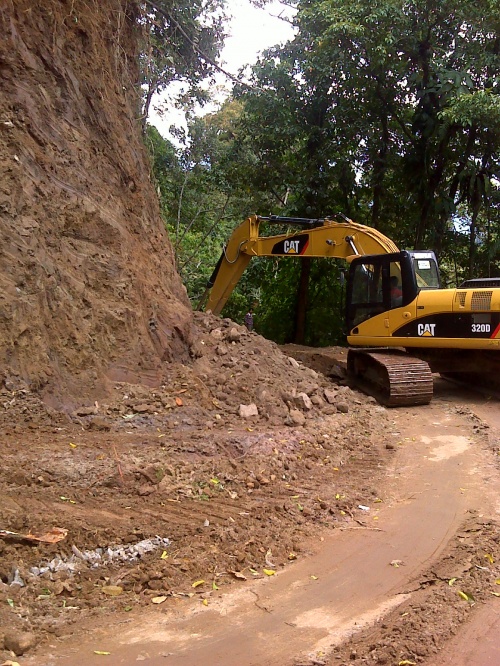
[201,214,500,406]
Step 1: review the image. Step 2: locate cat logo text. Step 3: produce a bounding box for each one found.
[418,323,436,337]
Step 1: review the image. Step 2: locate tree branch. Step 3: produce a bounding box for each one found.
[143,0,259,91]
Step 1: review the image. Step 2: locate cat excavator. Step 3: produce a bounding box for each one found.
[201,214,500,406]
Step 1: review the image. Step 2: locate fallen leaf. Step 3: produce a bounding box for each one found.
[59,496,76,504]
[310,575,318,580]
[398,661,416,665]
[7,599,14,607]
[496,579,500,585]
[160,551,168,559]
[490,592,500,597]
[230,571,247,580]
[94,651,111,656]
[390,560,404,568]
[212,581,219,590]
[175,397,183,406]
[69,442,77,449]
[485,553,495,564]
[288,552,297,561]
[448,578,457,586]
[263,568,275,576]
[151,596,167,604]
[191,580,205,588]
[457,590,474,602]
[202,598,208,606]
[2,661,21,666]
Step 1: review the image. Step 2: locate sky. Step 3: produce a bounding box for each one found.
[149,0,296,142]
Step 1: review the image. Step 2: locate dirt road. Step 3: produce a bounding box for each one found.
[24,379,500,666]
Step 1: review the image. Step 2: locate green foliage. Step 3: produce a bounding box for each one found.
[439,91,500,131]
[144,102,276,319]
[144,125,180,214]
[139,0,228,126]
[144,0,500,347]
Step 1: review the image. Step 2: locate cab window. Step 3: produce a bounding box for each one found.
[412,254,440,289]
[349,263,384,326]
[347,257,407,329]
[389,267,403,308]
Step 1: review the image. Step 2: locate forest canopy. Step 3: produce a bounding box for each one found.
[141,0,500,345]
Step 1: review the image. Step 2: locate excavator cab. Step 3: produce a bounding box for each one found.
[346,250,440,331]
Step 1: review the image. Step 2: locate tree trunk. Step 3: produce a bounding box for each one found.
[468,206,479,279]
[371,103,389,229]
[142,78,157,133]
[293,258,311,344]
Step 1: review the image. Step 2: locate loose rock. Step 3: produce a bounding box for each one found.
[4,631,37,656]
[239,403,259,418]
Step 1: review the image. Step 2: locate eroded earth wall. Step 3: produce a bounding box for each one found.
[0,0,193,407]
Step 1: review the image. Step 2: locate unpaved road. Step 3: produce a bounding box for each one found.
[26,379,500,666]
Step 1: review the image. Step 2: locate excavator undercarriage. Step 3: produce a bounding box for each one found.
[346,349,433,406]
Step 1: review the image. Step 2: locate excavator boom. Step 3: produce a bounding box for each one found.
[204,215,399,315]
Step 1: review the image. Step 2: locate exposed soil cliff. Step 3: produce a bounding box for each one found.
[0,0,192,408]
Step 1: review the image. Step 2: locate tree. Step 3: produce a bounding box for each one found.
[145,100,278,318]
[139,0,228,130]
[290,0,500,254]
[219,0,500,341]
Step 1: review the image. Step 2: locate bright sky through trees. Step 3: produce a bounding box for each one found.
[149,0,296,140]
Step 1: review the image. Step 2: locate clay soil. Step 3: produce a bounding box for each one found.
[1,325,499,666]
[0,317,391,655]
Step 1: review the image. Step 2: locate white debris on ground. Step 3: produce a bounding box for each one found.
[30,537,171,576]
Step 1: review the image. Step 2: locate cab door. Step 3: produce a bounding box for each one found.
[346,252,417,334]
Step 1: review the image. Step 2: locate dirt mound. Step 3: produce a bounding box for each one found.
[0,0,192,408]
[0,311,392,655]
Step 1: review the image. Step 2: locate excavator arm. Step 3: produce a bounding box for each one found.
[203,214,399,315]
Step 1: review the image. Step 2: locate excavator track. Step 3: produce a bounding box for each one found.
[347,349,433,407]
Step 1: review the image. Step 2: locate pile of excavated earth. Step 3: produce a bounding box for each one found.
[0,312,393,658]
